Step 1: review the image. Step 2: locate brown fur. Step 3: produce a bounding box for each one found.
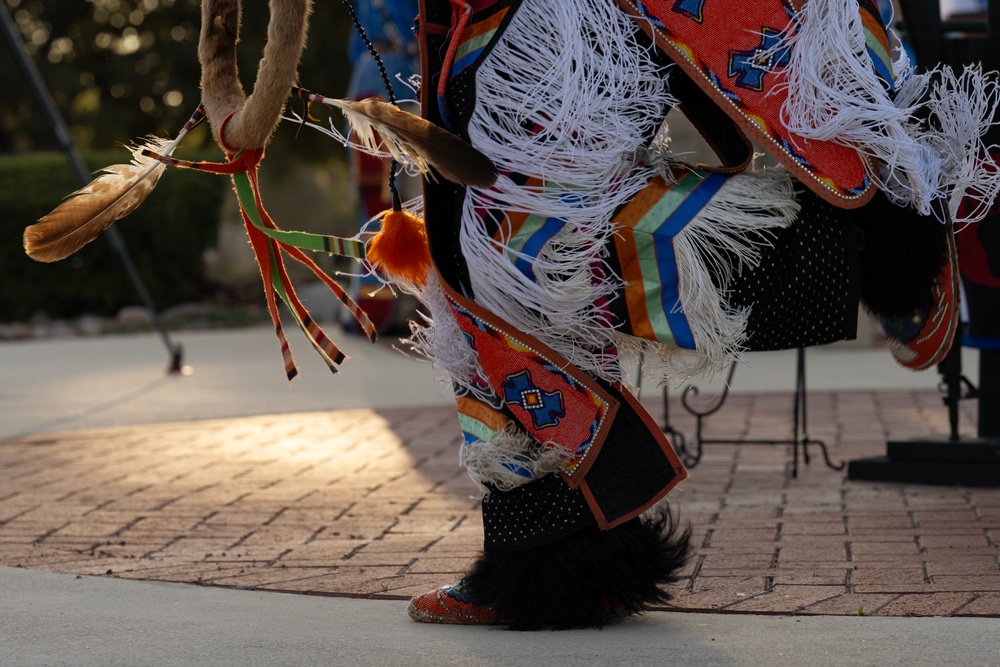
[199,0,312,151]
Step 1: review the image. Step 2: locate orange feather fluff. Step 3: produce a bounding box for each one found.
[366,209,432,288]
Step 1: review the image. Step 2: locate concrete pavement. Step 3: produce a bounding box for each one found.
[0,326,456,440]
[2,326,998,665]
[0,324,981,438]
[5,566,999,667]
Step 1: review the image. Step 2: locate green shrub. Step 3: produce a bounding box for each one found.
[0,150,226,321]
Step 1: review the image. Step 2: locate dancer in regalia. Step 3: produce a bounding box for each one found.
[25,0,999,630]
[402,0,998,627]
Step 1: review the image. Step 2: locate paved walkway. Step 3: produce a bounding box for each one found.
[3,327,1000,665]
[8,566,998,667]
[3,361,998,617]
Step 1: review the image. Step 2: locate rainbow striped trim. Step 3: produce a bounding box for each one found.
[455,396,539,480]
[612,171,729,350]
[858,0,894,92]
[489,180,580,281]
[449,1,510,78]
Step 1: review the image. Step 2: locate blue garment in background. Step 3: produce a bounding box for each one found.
[348,0,420,62]
[344,1,421,330]
[347,0,420,100]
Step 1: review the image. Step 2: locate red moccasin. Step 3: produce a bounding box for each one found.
[406,581,504,625]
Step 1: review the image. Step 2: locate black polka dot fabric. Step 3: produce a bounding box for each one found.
[482,474,595,552]
[727,188,861,350]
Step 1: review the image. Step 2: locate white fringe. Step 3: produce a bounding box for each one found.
[778,0,1000,223]
[459,424,575,492]
[614,333,721,389]
[402,274,585,492]
[910,65,1000,225]
[460,0,677,383]
[675,169,797,360]
[620,168,800,385]
[777,0,935,211]
[402,273,491,401]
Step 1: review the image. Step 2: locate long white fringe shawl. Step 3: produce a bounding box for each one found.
[401,0,797,485]
[459,0,678,383]
[407,168,799,489]
[618,168,800,386]
[778,0,1000,224]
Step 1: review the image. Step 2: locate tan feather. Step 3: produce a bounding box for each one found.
[24,141,168,263]
[320,97,498,189]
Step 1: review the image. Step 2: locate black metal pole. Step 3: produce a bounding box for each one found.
[1,2,182,372]
[937,335,963,442]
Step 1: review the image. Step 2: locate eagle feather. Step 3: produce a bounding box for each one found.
[24,139,168,263]
[321,97,497,189]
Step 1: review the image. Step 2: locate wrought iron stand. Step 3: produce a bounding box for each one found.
[663,348,844,477]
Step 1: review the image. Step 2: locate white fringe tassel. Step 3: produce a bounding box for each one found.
[906,65,1000,225]
[402,274,493,399]
[778,0,934,212]
[396,0,809,484]
[620,168,800,386]
[459,424,575,492]
[460,0,677,383]
[779,0,1000,223]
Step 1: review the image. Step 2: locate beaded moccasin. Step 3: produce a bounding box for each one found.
[406,581,505,625]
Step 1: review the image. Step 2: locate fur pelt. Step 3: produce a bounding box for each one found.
[463,508,692,630]
[199,0,313,150]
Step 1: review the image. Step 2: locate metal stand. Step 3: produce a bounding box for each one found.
[666,348,844,477]
[848,339,1000,485]
[1,3,183,374]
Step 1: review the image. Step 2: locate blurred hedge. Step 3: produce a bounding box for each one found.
[1,149,226,321]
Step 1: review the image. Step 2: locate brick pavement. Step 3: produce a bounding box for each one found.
[2,389,999,617]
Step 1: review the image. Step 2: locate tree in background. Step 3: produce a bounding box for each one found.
[1,0,354,161]
[1,0,364,323]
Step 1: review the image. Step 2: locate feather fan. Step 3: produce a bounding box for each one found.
[305,94,498,189]
[24,139,169,263]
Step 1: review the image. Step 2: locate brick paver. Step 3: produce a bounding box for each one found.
[2,390,999,617]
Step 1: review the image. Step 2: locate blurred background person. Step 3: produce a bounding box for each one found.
[345,0,420,335]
